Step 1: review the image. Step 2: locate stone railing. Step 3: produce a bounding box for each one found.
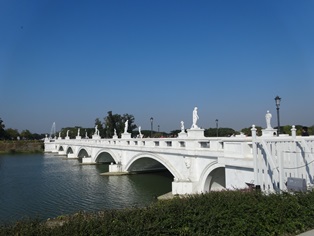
[251,126,314,192]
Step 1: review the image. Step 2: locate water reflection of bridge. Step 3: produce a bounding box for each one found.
[45,126,314,195]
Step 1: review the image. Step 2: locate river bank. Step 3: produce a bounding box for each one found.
[0,140,44,154]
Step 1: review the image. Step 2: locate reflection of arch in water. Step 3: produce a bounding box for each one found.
[199,162,226,192]
[106,172,173,207]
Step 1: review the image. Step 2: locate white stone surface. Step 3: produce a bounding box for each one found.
[92,134,100,140]
[121,133,131,139]
[186,128,205,138]
[262,129,277,136]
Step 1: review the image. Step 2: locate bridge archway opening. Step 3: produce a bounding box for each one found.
[58,146,64,151]
[127,157,173,195]
[66,147,73,154]
[127,157,171,174]
[78,149,89,158]
[204,167,226,191]
[95,152,115,164]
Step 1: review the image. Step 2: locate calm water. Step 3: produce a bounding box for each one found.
[0,153,173,225]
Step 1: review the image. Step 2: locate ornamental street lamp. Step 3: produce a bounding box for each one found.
[275,96,281,136]
[150,117,153,138]
[215,119,219,137]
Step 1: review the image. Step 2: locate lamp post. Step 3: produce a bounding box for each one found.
[150,117,153,138]
[275,96,281,136]
[215,119,219,137]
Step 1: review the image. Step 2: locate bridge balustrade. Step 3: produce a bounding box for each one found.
[199,141,210,148]
[252,135,314,193]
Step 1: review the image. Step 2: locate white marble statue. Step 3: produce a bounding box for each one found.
[138,126,142,137]
[94,125,98,135]
[77,128,80,136]
[265,110,272,129]
[124,120,128,133]
[192,107,199,129]
[59,132,61,138]
[114,129,117,136]
[181,121,185,133]
[66,130,69,137]
[85,131,88,139]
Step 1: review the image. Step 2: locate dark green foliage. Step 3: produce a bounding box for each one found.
[205,128,237,137]
[241,126,263,136]
[104,111,137,138]
[2,190,314,235]
[0,118,5,140]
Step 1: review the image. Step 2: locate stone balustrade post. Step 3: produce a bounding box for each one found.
[251,125,259,187]
[291,125,296,139]
[251,125,257,140]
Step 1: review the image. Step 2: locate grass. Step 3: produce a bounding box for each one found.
[1,190,314,235]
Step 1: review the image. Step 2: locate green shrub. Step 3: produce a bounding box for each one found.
[1,190,314,235]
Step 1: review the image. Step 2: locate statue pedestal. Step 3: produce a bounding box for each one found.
[112,135,118,139]
[187,128,205,138]
[178,132,187,138]
[76,136,81,139]
[92,134,101,140]
[65,136,70,140]
[262,128,277,137]
[121,133,131,139]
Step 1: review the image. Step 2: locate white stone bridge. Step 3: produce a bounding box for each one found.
[44,126,314,195]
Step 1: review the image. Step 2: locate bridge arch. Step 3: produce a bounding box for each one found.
[125,153,181,180]
[77,148,90,158]
[199,162,226,192]
[66,147,73,154]
[58,146,64,151]
[94,149,117,163]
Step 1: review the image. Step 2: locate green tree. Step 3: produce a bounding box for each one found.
[122,113,137,133]
[169,129,181,137]
[205,127,237,137]
[204,128,215,137]
[5,128,19,140]
[60,127,81,139]
[0,118,6,139]
[20,129,33,140]
[309,125,314,135]
[241,126,262,136]
[104,111,136,138]
[281,125,293,135]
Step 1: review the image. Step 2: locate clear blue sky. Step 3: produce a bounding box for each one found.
[1,0,313,134]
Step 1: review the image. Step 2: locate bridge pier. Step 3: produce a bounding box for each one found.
[109,163,121,172]
[172,181,195,195]
[82,157,92,163]
[104,163,128,175]
[67,153,77,158]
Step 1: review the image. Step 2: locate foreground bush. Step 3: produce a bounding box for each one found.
[1,190,314,235]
